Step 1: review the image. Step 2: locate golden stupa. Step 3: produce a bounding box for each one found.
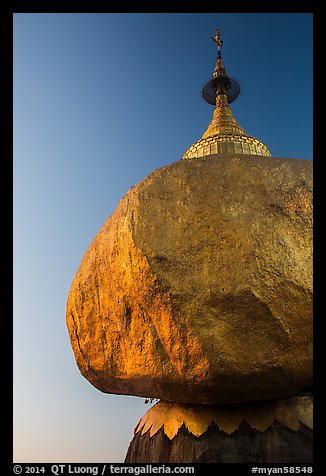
[182,29,271,159]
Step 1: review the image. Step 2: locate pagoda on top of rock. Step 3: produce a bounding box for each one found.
[66,28,312,464]
[183,29,271,159]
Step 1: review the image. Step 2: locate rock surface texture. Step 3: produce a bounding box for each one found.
[66,154,312,405]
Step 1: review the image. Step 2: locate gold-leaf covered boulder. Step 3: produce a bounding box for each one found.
[66,154,312,405]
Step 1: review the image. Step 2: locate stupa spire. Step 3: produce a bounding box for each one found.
[211,29,230,87]
[182,29,271,159]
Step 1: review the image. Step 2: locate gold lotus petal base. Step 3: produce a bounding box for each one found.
[135,396,312,440]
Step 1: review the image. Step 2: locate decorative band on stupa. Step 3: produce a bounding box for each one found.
[182,29,271,159]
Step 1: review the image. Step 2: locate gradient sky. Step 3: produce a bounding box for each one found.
[13,13,313,463]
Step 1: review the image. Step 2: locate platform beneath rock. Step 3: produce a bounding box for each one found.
[125,395,313,463]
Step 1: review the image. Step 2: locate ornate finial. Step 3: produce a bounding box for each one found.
[211,29,223,51]
[202,29,239,105]
[181,29,271,160]
[211,29,230,89]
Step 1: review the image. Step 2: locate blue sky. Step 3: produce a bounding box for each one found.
[13,13,313,463]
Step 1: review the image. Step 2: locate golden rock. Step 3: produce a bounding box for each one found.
[66,154,312,405]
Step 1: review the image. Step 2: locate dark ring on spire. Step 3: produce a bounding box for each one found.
[202,78,240,105]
